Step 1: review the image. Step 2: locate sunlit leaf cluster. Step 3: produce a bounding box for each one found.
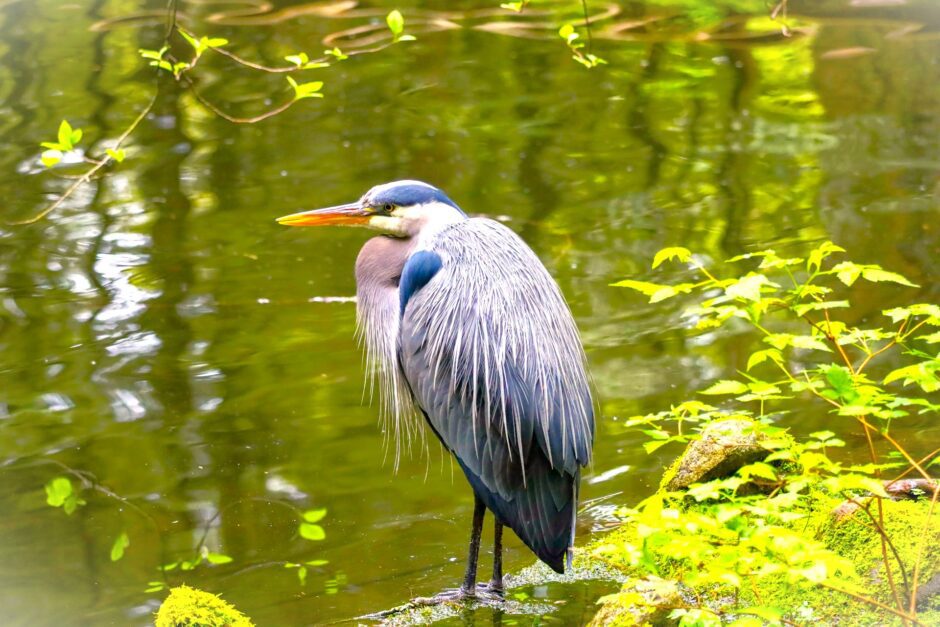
[603,243,939,623]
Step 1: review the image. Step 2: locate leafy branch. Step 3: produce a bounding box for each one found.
[17,6,415,224]
[607,242,939,623]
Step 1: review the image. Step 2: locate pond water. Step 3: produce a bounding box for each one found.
[0,0,938,625]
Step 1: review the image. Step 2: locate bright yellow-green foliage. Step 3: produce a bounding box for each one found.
[599,243,940,625]
[590,491,940,625]
[155,585,254,627]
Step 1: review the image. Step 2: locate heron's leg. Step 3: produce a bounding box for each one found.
[489,520,504,592]
[460,493,486,594]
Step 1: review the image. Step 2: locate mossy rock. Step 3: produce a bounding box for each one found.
[660,418,787,492]
[588,576,684,626]
[155,585,254,627]
[587,480,940,625]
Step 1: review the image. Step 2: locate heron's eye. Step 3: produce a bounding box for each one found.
[383,203,394,213]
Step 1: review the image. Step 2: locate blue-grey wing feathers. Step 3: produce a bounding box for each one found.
[398,218,594,572]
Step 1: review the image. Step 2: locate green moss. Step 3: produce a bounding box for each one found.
[155,585,254,627]
[739,493,940,625]
[586,493,940,625]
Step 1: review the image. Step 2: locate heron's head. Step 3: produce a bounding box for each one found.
[277,180,465,238]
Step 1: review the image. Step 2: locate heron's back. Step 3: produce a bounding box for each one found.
[398,218,594,572]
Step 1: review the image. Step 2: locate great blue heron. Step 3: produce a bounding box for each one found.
[278,180,594,597]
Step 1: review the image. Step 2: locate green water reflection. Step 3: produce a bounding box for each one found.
[0,0,937,624]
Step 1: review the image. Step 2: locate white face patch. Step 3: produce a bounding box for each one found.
[364,202,465,239]
[367,215,408,236]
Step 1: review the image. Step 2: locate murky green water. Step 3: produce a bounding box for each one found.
[0,0,938,624]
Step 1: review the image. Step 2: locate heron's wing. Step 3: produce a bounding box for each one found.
[399,218,594,571]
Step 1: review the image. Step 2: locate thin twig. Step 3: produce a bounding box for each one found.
[12,91,158,225]
[180,72,297,124]
[908,480,940,615]
[820,582,923,625]
[861,421,906,617]
[859,417,932,482]
[849,496,910,602]
[211,46,329,73]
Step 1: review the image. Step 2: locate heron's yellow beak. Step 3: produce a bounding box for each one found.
[276,202,370,227]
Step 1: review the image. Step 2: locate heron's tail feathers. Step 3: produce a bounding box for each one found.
[457,458,578,575]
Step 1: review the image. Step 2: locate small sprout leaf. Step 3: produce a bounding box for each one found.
[387,10,404,36]
[45,476,72,507]
[110,532,130,562]
[303,508,327,523]
[105,148,126,163]
[300,523,326,540]
[206,552,233,564]
[41,150,62,168]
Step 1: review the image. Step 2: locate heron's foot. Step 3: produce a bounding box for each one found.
[479,579,505,598]
[410,582,503,606]
[408,587,470,606]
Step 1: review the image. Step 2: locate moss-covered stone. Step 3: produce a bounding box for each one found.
[588,576,685,626]
[589,474,940,625]
[155,585,254,627]
[660,418,786,491]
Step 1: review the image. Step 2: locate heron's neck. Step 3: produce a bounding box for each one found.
[355,235,413,296]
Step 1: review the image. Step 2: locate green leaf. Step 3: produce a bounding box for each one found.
[824,365,856,402]
[285,52,309,67]
[303,508,327,523]
[725,273,774,302]
[179,29,199,51]
[45,477,72,507]
[138,46,168,61]
[747,349,781,371]
[860,267,919,288]
[652,247,692,269]
[919,331,940,344]
[105,148,125,163]
[792,300,849,317]
[558,23,576,42]
[386,10,404,36]
[205,37,228,48]
[807,241,845,272]
[610,279,667,296]
[305,559,329,566]
[738,462,777,481]
[286,76,324,100]
[41,150,62,168]
[206,552,233,564]
[650,283,694,303]
[642,440,671,454]
[299,523,326,540]
[325,47,348,60]
[884,363,940,392]
[701,380,749,395]
[822,474,888,497]
[57,120,75,150]
[790,335,831,352]
[297,565,308,585]
[110,532,129,562]
[501,1,526,11]
[831,261,862,286]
